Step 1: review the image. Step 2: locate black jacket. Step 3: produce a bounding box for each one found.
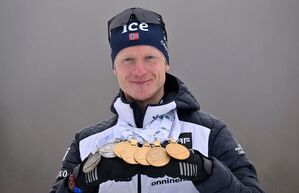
[50,73,264,193]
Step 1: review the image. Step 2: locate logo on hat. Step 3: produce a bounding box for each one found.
[129,32,139,41]
[122,22,149,33]
[160,39,168,53]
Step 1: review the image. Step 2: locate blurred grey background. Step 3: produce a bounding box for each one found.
[0,0,298,192]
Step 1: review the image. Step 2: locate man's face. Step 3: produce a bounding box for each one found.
[113,45,169,104]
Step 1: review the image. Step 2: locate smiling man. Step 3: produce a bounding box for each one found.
[50,7,264,193]
[113,45,169,111]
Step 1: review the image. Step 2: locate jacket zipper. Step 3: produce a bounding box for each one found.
[137,173,141,193]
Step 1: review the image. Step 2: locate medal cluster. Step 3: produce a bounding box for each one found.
[83,139,190,173]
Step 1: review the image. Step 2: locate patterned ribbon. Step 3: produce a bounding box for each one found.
[112,98,181,144]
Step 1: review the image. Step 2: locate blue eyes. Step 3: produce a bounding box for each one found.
[123,58,134,62]
[122,56,156,63]
[145,55,155,60]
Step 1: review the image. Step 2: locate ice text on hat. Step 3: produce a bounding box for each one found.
[122,22,149,33]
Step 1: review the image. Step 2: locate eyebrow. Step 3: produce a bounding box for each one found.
[120,54,135,58]
[143,52,158,55]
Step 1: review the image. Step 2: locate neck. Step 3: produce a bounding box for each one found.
[135,101,151,112]
[123,89,165,113]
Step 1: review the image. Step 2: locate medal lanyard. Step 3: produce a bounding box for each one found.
[114,109,181,143]
[167,109,181,140]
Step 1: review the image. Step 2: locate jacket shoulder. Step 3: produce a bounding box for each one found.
[179,110,226,131]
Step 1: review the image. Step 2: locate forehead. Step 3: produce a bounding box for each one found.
[116,45,165,57]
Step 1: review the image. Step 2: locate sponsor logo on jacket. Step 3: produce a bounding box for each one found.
[177,132,192,149]
[235,144,245,155]
[151,178,186,186]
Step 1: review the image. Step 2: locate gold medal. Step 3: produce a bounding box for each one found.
[121,139,139,164]
[113,141,130,158]
[146,140,170,167]
[166,139,190,160]
[134,142,151,166]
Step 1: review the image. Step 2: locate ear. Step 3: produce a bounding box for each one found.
[165,63,170,72]
[113,68,117,76]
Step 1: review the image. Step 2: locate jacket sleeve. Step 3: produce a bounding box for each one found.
[49,134,81,193]
[196,125,265,193]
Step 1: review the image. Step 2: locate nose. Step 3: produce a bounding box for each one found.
[132,59,147,76]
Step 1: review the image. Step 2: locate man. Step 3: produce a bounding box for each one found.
[50,7,264,193]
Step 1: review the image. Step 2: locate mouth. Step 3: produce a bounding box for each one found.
[130,79,152,85]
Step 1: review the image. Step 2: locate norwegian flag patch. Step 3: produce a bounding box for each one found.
[129,32,139,40]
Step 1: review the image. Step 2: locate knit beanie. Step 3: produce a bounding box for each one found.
[109,19,169,68]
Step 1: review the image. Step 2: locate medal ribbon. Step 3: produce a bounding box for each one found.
[112,98,181,143]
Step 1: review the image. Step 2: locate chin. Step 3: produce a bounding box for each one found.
[131,95,151,102]
[129,92,153,102]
